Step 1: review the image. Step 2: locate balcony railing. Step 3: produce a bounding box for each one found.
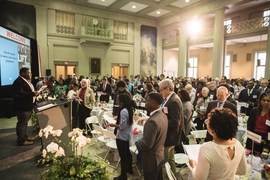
[226,17,269,34]
[81,26,113,38]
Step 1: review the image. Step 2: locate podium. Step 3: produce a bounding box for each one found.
[36,99,73,156]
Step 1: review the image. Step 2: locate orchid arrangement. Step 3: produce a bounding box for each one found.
[38,125,110,180]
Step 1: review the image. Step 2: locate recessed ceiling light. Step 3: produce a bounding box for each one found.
[185,0,189,2]
[132,5,136,8]
[243,40,247,42]
[101,0,105,1]
[157,11,161,14]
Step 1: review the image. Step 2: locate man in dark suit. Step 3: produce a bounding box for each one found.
[136,93,168,180]
[205,86,237,142]
[258,79,270,93]
[238,80,260,116]
[99,77,111,103]
[158,79,184,178]
[13,67,39,146]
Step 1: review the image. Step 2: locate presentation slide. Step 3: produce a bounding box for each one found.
[0,26,31,86]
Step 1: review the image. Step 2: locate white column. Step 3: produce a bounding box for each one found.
[212,8,226,79]
[265,24,270,79]
[156,27,163,76]
[35,5,48,76]
[178,28,188,77]
[133,23,141,76]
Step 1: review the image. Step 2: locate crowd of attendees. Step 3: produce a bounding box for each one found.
[35,73,270,179]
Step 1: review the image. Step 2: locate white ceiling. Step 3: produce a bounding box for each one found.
[58,0,270,49]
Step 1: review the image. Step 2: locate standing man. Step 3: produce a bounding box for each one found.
[204,86,237,142]
[238,80,260,116]
[158,78,184,178]
[258,79,270,93]
[99,77,111,103]
[136,93,168,180]
[13,67,39,146]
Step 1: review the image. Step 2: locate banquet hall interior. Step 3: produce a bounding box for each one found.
[1,0,270,179]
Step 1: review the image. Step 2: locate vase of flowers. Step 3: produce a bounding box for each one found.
[37,126,110,180]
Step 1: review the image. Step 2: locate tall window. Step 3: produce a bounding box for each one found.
[224,55,231,79]
[254,51,266,80]
[187,57,198,78]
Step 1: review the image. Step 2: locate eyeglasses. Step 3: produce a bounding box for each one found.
[160,87,167,92]
[204,119,209,124]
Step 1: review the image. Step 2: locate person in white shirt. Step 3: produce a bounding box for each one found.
[189,108,247,180]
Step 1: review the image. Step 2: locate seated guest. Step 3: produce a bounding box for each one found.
[246,92,270,153]
[194,87,210,130]
[136,93,168,180]
[189,108,247,179]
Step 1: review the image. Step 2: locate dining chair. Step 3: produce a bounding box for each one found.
[129,145,143,178]
[190,130,207,144]
[101,129,120,169]
[92,124,107,151]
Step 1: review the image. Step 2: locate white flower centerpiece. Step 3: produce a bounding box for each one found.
[38,125,109,180]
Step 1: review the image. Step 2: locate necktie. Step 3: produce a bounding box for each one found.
[162,98,167,106]
[248,89,250,96]
[218,102,223,108]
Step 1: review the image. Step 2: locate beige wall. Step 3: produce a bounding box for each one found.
[187,41,267,79]
[227,41,266,79]
[190,48,213,78]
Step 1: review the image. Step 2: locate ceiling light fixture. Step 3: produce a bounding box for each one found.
[101,0,105,1]
[185,0,189,2]
[157,11,161,14]
[132,5,136,8]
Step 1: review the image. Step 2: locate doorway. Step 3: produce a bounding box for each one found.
[55,65,76,80]
[111,65,128,79]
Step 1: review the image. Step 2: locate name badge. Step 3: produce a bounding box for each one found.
[200,106,206,111]
[210,95,213,99]
[253,95,257,99]
[163,107,168,114]
[266,120,270,127]
[87,93,90,97]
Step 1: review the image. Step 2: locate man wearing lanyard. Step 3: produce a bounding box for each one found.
[158,78,184,178]
[204,86,237,142]
[13,67,39,146]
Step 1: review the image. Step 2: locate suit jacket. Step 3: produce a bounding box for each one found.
[99,83,112,102]
[13,76,35,112]
[163,92,184,147]
[258,87,270,93]
[136,110,168,173]
[238,88,260,115]
[78,87,95,109]
[205,100,237,142]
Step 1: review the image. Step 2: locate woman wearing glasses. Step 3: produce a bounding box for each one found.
[246,92,270,153]
[189,108,247,180]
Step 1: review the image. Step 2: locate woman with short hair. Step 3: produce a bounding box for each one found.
[189,108,247,180]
